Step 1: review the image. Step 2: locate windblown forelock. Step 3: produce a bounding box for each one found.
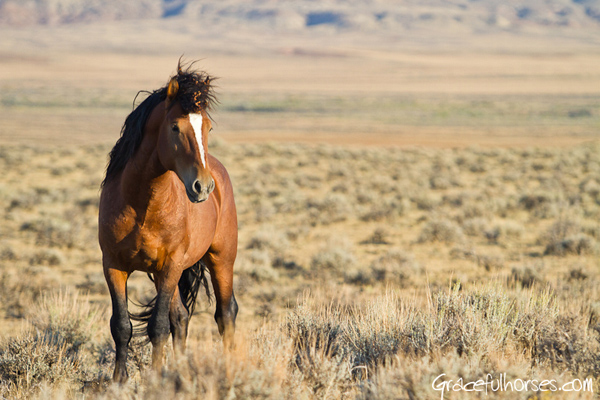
[173,66,217,114]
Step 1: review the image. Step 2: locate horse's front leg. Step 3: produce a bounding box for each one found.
[169,285,189,358]
[103,265,132,383]
[148,268,182,371]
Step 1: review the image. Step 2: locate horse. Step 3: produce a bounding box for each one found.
[98,62,238,383]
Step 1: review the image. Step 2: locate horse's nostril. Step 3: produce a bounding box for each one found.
[193,180,202,194]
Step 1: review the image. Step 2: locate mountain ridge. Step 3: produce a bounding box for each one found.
[2,0,600,36]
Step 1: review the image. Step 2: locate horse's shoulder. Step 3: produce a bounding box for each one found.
[208,154,232,185]
[99,180,136,233]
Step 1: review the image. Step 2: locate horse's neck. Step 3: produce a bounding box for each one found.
[121,138,173,212]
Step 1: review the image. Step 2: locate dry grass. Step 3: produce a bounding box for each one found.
[1,138,600,398]
[2,284,599,399]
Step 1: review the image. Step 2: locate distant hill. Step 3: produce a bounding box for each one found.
[1,0,600,34]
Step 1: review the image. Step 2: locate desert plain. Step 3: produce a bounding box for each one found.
[0,6,600,398]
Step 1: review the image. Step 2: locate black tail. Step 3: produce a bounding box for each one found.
[129,260,212,339]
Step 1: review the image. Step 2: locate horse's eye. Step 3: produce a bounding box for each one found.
[172,124,180,133]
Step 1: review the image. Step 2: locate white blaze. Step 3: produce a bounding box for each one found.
[189,113,206,167]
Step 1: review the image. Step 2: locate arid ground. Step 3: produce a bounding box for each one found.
[0,14,599,399]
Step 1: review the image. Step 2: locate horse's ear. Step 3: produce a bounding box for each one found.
[166,77,179,108]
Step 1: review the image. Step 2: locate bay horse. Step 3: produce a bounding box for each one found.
[98,62,238,383]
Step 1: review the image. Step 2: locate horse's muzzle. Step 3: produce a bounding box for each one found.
[186,179,215,203]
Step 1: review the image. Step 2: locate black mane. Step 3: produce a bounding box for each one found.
[101,63,216,187]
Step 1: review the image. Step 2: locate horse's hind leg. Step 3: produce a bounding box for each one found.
[104,266,132,383]
[169,286,189,357]
[203,252,238,349]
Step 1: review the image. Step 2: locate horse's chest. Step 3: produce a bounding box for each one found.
[122,223,185,272]
[135,232,167,269]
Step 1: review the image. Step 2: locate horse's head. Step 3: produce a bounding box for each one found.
[157,76,215,203]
